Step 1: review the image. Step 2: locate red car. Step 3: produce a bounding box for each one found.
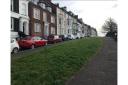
[18,36,47,49]
[48,35,62,44]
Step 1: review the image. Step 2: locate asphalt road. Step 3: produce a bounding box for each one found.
[66,37,117,85]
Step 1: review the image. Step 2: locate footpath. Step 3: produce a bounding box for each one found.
[66,37,117,85]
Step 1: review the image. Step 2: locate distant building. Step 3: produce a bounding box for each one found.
[55,4,68,35]
[83,24,88,37]
[87,25,92,37]
[72,15,78,36]
[90,28,97,37]
[67,12,73,36]
[11,0,97,39]
[77,18,85,38]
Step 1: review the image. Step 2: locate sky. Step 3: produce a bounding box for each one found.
[52,0,118,36]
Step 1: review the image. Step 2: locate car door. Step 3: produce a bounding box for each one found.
[36,37,44,46]
[32,37,39,47]
[41,37,46,46]
[37,37,44,46]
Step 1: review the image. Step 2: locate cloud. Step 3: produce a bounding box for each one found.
[112,4,118,8]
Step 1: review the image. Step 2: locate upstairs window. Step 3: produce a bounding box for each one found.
[21,3,26,15]
[11,0,13,11]
[43,12,47,22]
[11,0,19,13]
[31,0,39,5]
[59,18,61,24]
[33,8,40,20]
[34,23,41,32]
[51,16,55,23]
[68,29,70,33]
[39,3,45,9]
[51,27,55,34]
[46,6,52,12]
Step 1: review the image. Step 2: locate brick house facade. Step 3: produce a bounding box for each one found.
[28,0,57,37]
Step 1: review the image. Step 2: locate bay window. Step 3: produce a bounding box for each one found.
[51,16,55,23]
[33,8,40,20]
[34,23,41,32]
[21,3,26,15]
[43,12,47,22]
[51,27,55,34]
[44,24,49,35]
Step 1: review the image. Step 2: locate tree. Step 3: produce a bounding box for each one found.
[102,18,117,38]
[102,18,117,32]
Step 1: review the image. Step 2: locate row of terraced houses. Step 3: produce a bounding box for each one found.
[11,0,97,39]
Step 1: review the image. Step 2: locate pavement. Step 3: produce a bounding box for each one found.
[66,37,117,85]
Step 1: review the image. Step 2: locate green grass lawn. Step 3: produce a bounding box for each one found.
[11,37,103,85]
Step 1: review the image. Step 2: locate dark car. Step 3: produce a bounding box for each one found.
[59,35,69,41]
[48,35,62,44]
[41,35,48,40]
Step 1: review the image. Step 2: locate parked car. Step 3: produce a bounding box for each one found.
[41,35,48,40]
[48,35,62,44]
[76,33,81,39]
[18,36,47,49]
[67,34,76,40]
[59,35,69,41]
[11,39,19,53]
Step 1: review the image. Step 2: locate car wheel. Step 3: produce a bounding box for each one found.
[13,48,18,54]
[31,45,35,49]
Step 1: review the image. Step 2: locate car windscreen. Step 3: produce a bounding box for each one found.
[22,36,31,40]
[68,35,71,37]
[48,35,54,39]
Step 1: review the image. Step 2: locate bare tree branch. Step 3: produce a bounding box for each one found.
[102,17,117,33]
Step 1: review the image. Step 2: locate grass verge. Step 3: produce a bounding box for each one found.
[11,37,103,85]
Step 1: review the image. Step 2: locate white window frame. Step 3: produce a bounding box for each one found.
[51,27,55,34]
[51,16,55,23]
[39,3,45,9]
[43,12,47,22]
[33,8,40,20]
[34,23,41,32]
[44,24,49,35]
[31,0,39,5]
[21,3,26,15]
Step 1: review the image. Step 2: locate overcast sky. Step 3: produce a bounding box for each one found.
[52,0,118,36]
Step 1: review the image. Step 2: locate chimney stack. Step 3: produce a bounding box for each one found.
[55,3,59,7]
[63,6,67,10]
